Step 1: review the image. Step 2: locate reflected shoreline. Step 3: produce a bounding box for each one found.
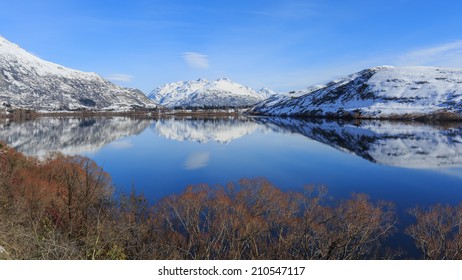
[1,116,462,169]
[255,117,462,168]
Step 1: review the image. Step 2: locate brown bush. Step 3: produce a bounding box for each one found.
[407,204,462,259]
[0,142,402,260]
[152,178,396,259]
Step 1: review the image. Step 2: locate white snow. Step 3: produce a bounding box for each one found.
[251,66,462,118]
[0,36,156,111]
[0,36,99,80]
[148,78,270,108]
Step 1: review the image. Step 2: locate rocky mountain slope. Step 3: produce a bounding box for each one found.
[148,78,270,109]
[250,66,462,120]
[0,36,156,111]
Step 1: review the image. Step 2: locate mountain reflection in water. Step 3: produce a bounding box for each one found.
[256,117,462,169]
[0,117,151,158]
[153,117,260,144]
[0,116,461,169]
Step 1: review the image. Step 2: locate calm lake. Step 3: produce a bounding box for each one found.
[2,116,462,248]
[1,116,462,207]
[2,115,462,254]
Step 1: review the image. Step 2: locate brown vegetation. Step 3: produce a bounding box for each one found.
[153,180,396,259]
[0,141,461,259]
[406,204,462,260]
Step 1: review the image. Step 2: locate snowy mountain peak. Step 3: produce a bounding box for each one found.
[250,66,462,119]
[0,35,16,47]
[257,87,278,98]
[0,36,156,111]
[148,78,269,108]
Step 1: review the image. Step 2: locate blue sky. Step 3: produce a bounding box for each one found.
[2,0,462,93]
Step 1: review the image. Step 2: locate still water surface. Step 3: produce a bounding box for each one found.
[1,116,462,212]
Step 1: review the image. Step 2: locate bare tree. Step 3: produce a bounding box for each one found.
[407,204,462,259]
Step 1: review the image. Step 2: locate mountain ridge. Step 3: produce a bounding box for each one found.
[148,78,272,109]
[0,36,156,112]
[249,66,462,120]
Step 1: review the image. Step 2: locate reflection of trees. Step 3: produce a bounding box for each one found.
[257,117,462,168]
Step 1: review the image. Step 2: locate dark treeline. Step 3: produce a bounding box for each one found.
[0,142,461,260]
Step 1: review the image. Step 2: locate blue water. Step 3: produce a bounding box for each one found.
[81,119,462,213]
[2,116,462,256]
[1,116,462,210]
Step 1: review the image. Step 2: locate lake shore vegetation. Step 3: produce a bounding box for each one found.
[0,142,460,260]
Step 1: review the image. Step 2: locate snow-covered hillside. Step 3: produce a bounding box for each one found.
[250,66,462,119]
[148,78,270,108]
[256,117,462,168]
[0,36,156,111]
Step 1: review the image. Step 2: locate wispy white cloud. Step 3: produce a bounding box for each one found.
[397,40,462,67]
[106,73,134,83]
[183,152,210,170]
[182,52,210,69]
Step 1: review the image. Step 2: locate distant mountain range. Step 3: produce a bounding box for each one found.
[250,66,462,120]
[147,78,274,109]
[2,35,462,120]
[0,36,155,111]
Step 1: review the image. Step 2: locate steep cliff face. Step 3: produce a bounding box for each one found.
[0,36,156,111]
[250,66,462,119]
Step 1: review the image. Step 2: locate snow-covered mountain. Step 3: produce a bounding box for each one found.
[256,87,278,99]
[0,36,156,111]
[250,66,462,119]
[0,117,150,158]
[153,117,260,143]
[256,117,462,169]
[148,78,269,108]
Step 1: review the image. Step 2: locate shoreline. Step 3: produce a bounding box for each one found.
[2,108,462,122]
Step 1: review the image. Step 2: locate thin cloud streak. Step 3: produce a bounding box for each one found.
[182,52,210,69]
[397,40,462,67]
